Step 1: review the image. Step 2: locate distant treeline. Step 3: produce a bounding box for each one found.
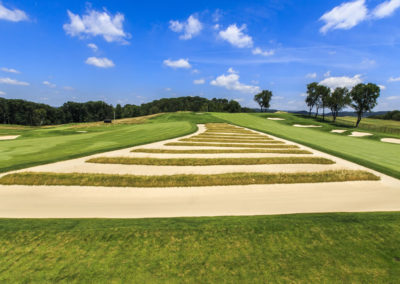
[0,96,250,126]
[369,110,400,121]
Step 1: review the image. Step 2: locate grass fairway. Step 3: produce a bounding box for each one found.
[214,113,400,179]
[0,213,399,282]
[0,121,196,173]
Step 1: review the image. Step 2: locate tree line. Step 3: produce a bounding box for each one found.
[0,96,249,126]
[305,82,380,127]
[370,110,400,121]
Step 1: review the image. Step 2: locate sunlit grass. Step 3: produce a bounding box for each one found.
[86,156,333,166]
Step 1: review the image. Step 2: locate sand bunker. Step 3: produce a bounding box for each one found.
[349,132,373,137]
[293,124,321,128]
[76,131,88,133]
[331,130,346,134]
[0,135,20,141]
[381,138,400,144]
[268,118,285,121]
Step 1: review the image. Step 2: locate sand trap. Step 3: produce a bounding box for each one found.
[0,135,20,141]
[381,138,400,144]
[267,118,285,121]
[331,130,346,134]
[293,124,322,128]
[349,132,373,137]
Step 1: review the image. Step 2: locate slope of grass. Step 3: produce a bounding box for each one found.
[0,170,377,187]
[214,113,400,179]
[131,148,312,154]
[1,213,399,283]
[87,156,333,166]
[0,121,196,173]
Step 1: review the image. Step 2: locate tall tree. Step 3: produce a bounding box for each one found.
[115,104,123,119]
[316,85,331,121]
[305,82,319,116]
[254,90,273,112]
[328,87,351,122]
[350,83,380,127]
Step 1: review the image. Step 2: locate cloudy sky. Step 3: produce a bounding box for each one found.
[0,0,399,110]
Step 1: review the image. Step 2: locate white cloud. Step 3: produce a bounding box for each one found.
[85,57,115,68]
[213,24,220,30]
[163,58,191,69]
[228,67,238,74]
[372,0,400,18]
[306,73,317,79]
[320,0,368,34]
[378,84,386,90]
[219,24,253,48]
[169,15,202,40]
[388,76,400,82]
[191,69,200,74]
[0,77,29,86]
[43,81,56,88]
[0,3,28,22]
[319,74,362,89]
[387,96,400,100]
[300,93,307,97]
[63,86,74,91]
[0,91,5,95]
[164,88,172,91]
[324,71,331,77]
[87,43,98,51]
[63,9,129,43]
[193,79,205,85]
[210,68,260,94]
[1,67,20,74]
[252,47,275,56]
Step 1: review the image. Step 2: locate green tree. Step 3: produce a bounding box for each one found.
[305,82,319,116]
[316,85,331,121]
[350,83,380,127]
[115,104,123,119]
[328,87,351,122]
[254,90,273,112]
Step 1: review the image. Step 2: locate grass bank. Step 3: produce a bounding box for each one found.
[1,213,399,282]
[87,156,333,166]
[0,170,378,187]
[131,148,312,154]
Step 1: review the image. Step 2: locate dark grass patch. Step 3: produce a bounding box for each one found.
[86,156,333,166]
[0,170,379,187]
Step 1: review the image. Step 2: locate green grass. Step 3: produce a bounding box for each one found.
[181,138,275,143]
[131,148,313,154]
[214,113,400,179]
[0,120,196,173]
[335,116,400,135]
[1,213,399,282]
[165,142,293,148]
[0,170,377,187]
[87,156,333,166]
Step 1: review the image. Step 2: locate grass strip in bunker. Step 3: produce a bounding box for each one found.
[180,138,278,144]
[0,170,379,187]
[131,149,313,154]
[86,157,333,166]
[165,142,296,148]
[194,135,271,139]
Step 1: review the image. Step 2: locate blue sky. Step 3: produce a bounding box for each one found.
[0,0,399,110]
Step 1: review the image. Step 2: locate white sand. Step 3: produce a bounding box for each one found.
[293,124,322,128]
[349,132,373,137]
[267,118,285,121]
[0,135,20,140]
[331,130,346,133]
[1,123,399,218]
[381,138,400,144]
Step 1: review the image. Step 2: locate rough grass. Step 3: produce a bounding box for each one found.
[86,156,333,166]
[0,170,378,187]
[131,148,313,154]
[180,138,276,143]
[165,142,295,148]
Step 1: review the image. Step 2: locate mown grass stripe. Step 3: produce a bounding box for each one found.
[131,149,313,154]
[165,142,295,148]
[0,170,379,187]
[86,157,333,166]
[180,139,277,144]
